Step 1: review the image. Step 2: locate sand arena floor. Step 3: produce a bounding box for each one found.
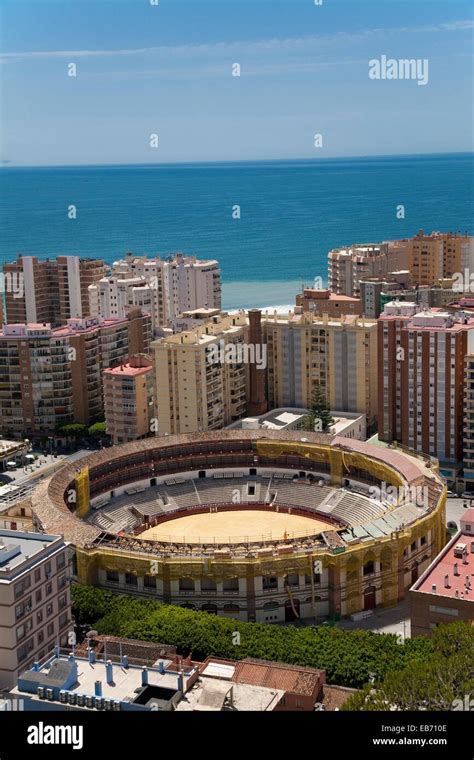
[139,508,333,544]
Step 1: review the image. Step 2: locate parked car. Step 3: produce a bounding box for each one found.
[461,491,474,500]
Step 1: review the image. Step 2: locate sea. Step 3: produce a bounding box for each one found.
[0,153,472,311]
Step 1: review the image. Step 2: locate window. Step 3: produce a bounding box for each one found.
[223,578,239,593]
[57,573,67,590]
[15,598,32,620]
[411,541,417,552]
[38,631,44,645]
[58,593,67,610]
[106,570,119,584]
[179,578,194,592]
[34,569,41,583]
[36,610,43,625]
[421,536,427,546]
[45,582,52,596]
[44,562,51,577]
[35,589,42,604]
[363,561,375,576]
[46,603,53,617]
[144,575,156,588]
[262,576,278,591]
[17,638,34,664]
[56,554,66,571]
[58,612,68,629]
[125,573,137,586]
[47,623,55,637]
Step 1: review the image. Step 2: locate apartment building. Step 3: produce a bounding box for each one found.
[110,252,221,329]
[404,230,473,286]
[103,355,154,445]
[0,311,151,436]
[328,243,389,297]
[0,530,71,689]
[88,275,154,327]
[3,256,107,326]
[462,354,474,491]
[378,301,474,477]
[263,312,378,423]
[152,313,249,435]
[410,509,474,637]
[295,288,362,317]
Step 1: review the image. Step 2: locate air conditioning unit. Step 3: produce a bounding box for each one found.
[94,697,103,710]
[76,694,85,707]
[59,690,67,703]
[112,700,121,711]
[104,698,112,711]
[67,692,76,705]
[45,689,53,700]
[37,687,45,699]
[85,695,94,708]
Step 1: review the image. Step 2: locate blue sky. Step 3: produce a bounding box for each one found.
[0,0,472,165]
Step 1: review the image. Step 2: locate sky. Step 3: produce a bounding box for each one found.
[0,0,473,166]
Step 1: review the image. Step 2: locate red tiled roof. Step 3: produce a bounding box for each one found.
[232,658,322,696]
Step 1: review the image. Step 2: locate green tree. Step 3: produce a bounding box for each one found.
[71,585,438,689]
[88,422,107,438]
[302,384,335,432]
[56,423,87,438]
[344,622,474,710]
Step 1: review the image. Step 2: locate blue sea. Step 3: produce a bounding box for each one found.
[0,153,472,310]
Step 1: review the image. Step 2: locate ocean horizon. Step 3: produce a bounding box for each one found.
[1,152,472,310]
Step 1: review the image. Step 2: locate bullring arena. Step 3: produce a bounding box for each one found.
[31,430,447,623]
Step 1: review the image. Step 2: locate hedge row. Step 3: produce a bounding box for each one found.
[71,584,432,689]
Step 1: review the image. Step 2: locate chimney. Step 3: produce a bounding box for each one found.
[431,584,437,593]
[247,309,267,416]
[95,681,102,697]
[141,667,148,686]
[106,660,113,684]
[444,574,450,588]
[454,562,460,576]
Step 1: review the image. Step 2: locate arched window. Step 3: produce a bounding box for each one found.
[201,603,218,614]
[263,601,279,610]
[223,603,240,613]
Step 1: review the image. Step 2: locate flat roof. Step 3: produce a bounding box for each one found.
[13,654,198,705]
[0,530,62,574]
[176,677,284,711]
[414,528,474,600]
[103,364,151,377]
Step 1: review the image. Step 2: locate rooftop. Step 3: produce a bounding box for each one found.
[233,657,324,696]
[413,510,474,600]
[0,530,64,577]
[12,650,199,710]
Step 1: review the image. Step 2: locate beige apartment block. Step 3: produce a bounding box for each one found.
[3,256,106,326]
[103,355,154,445]
[262,312,378,424]
[0,530,71,689]
[404,230,474,285]
[328,243,389,297]
[152,313,249,435]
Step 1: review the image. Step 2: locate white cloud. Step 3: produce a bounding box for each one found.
[1,20,472,63]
